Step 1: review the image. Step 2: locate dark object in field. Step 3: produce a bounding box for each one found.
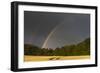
[49,57,60,60]
[56,57,60,60]
[49,57,55,60]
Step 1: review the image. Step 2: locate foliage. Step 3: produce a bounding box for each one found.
[24,38,90,56]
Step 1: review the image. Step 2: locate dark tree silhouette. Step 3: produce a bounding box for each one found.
[24,38,90,56]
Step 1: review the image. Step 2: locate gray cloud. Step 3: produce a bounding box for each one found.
[24,11,90,48]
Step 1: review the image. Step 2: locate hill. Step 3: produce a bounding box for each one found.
[24,38,90,56]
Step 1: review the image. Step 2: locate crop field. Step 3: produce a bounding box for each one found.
[24,55,90,62]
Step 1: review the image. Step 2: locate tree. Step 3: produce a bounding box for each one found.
[24,38,90,56]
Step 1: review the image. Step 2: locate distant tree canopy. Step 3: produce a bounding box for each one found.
[24,38,90,56]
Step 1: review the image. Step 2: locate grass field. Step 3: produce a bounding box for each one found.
[24,55,90,62]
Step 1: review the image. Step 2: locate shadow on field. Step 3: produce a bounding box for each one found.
[49,57,60,60]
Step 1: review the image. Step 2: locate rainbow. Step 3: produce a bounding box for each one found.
[42,19,66,48]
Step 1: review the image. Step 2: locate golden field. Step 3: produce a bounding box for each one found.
[24,55,90,62]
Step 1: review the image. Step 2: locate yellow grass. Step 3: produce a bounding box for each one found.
[24,55,90,62]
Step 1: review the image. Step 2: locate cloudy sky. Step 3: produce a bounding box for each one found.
[24,11,90,49]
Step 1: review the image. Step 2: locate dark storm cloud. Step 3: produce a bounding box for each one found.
[24,11,66,47]
[24,11,90,48]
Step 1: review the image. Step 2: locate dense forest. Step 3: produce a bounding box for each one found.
[24,38,90,56]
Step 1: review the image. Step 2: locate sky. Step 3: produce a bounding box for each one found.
[24,11,90,49]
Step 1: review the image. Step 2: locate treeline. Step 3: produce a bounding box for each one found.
[24,38,90,56]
